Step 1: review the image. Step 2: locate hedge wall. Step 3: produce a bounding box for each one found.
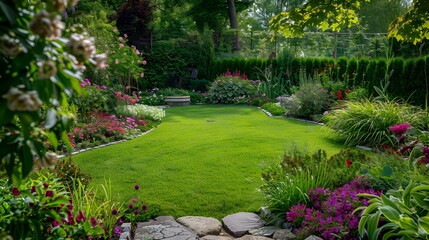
[212,56,429,107]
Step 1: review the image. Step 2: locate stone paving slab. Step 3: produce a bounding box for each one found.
[134,216,198,240]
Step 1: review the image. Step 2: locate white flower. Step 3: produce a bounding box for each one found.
[3,87,43,111]
[94,53,107,69]
[38,60,57,79]
[0,35,21,56]
[67,33,96,62]
[29,10,64,40]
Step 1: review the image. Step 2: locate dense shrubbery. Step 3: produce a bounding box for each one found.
[285,82,329,119]
[206,76,256,104]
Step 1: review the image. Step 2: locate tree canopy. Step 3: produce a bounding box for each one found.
[270,0,429,44]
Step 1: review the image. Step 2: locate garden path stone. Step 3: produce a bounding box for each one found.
[272,229,297,240]
[235,235,273,240]
[134,216,197,240]
[176,216,222,236]
[200,236,233,240]
[304,236,323,240]
[249,226,282,237]
[222,212,265,237]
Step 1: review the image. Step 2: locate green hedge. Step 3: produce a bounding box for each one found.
[212,56,428,107]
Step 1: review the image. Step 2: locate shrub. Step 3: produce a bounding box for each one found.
[50,158,92,191]
[285,82,329,119]
[261,103,285,116]
[260,148,334,215]
[140,94,165,106]
[287,178,379,240]
[206,76,256,104]
[71,78,110,119]
[0,173,104,239]
[345,87,368,101]
[323,99,426,147]
[115,104,165,121]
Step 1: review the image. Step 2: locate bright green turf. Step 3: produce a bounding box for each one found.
[72,105,343,219]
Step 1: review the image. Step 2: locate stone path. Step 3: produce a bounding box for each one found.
[118,212,323,240]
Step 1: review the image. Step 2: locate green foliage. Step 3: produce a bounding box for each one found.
[0,0,105,182]
[355,58,369,87]
[347,57,358,87]
[71,83,110,120]
[346,88,368,101]
[357,181,429,240]
[388,57,404,97]
[261,103,285,116]
[328,149,370,187]
[260,148,334,215]
[256,64,290,99]
[285,74,329,119]
[206,76,256,104]
[364,60,377,94]
[336,56,348,82]
[323,99,427,147]
[0,173,104,239]
[50,158,92,191]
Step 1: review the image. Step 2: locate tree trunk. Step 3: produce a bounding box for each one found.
[227,0,240,51]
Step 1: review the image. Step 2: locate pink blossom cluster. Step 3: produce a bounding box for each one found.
[389,123,411,136]
[115,91,140,105]
[79,78,107,90]
[222,69,248,79]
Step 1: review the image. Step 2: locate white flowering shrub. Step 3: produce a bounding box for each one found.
[115,104,166,121]
[0,0,106,182]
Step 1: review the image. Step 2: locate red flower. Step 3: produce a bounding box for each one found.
[337,90,343,100]
[345,159,352,167]
[11,187,20,196]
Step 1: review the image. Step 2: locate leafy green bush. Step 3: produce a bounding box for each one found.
[261,103,285,116]
[260,148,334,215]
[324,99,426,147]
[356,181,429,240]
[248,96,277,106]
[285,81,329,119]
[206,76,256,104]
[115,104,165,121]
[346,87,368,101]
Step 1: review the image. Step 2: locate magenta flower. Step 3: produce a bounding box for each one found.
[90,217,97,227]
[128,204,134,209]
[389,123,411,136]
[111,209,118,215]
[45,190,54,198]
[30,185,36,193]
[142,204,148,212]
[119,43,124,48]
[43,183,49,188]
[142,60,147,65]
[11,187,20,196]
[134,209,140,215]
[134,184,140,190]
[124,33,128,38]
[131,198,137,202]
[76,210,87,223]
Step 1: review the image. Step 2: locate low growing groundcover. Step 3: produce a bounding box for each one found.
[72,105,343,219]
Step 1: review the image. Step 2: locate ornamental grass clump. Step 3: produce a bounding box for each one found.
[286,177,379,240]
[323,99,427,147]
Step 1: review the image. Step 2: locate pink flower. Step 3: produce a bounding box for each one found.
[142,60,147,65]
[100,86,107,90]
[389,123,411,136]
[118,37,123,42]
[131,198,137,202]
[119,43,124,48]
[115,59,119,64]
[135,50,140,55]
[124,33,128,38]
[140,73,144,78]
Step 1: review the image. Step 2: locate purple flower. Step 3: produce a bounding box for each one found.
[11,187,20,196]
[45,190,54,198]
[30,186,36,193]
[134,184,140,190]
[76,210,86,223]
[128,204,134,209]
[43,183,49,188]
[142,204,148,212]
[389,123,411,136]
[114,227,121,235]
[111,209,118,215]
[134,209,140,215]
[90,217,97,227]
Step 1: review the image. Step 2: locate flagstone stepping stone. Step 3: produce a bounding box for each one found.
[134,216,198,240]
[200,236,233,240]
[176,216,222,236]
[304,236,323,240]
[272,229,297,240]
[236,235,273,240]
[249,226,282,237]
[222,212,265,237]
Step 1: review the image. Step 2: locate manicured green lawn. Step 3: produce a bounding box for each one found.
[72,105,343,219]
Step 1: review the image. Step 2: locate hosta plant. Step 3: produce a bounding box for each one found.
[356,181,429,240]
[206,76,256,104]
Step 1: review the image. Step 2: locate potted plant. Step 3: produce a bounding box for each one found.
[158,88,191,106]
